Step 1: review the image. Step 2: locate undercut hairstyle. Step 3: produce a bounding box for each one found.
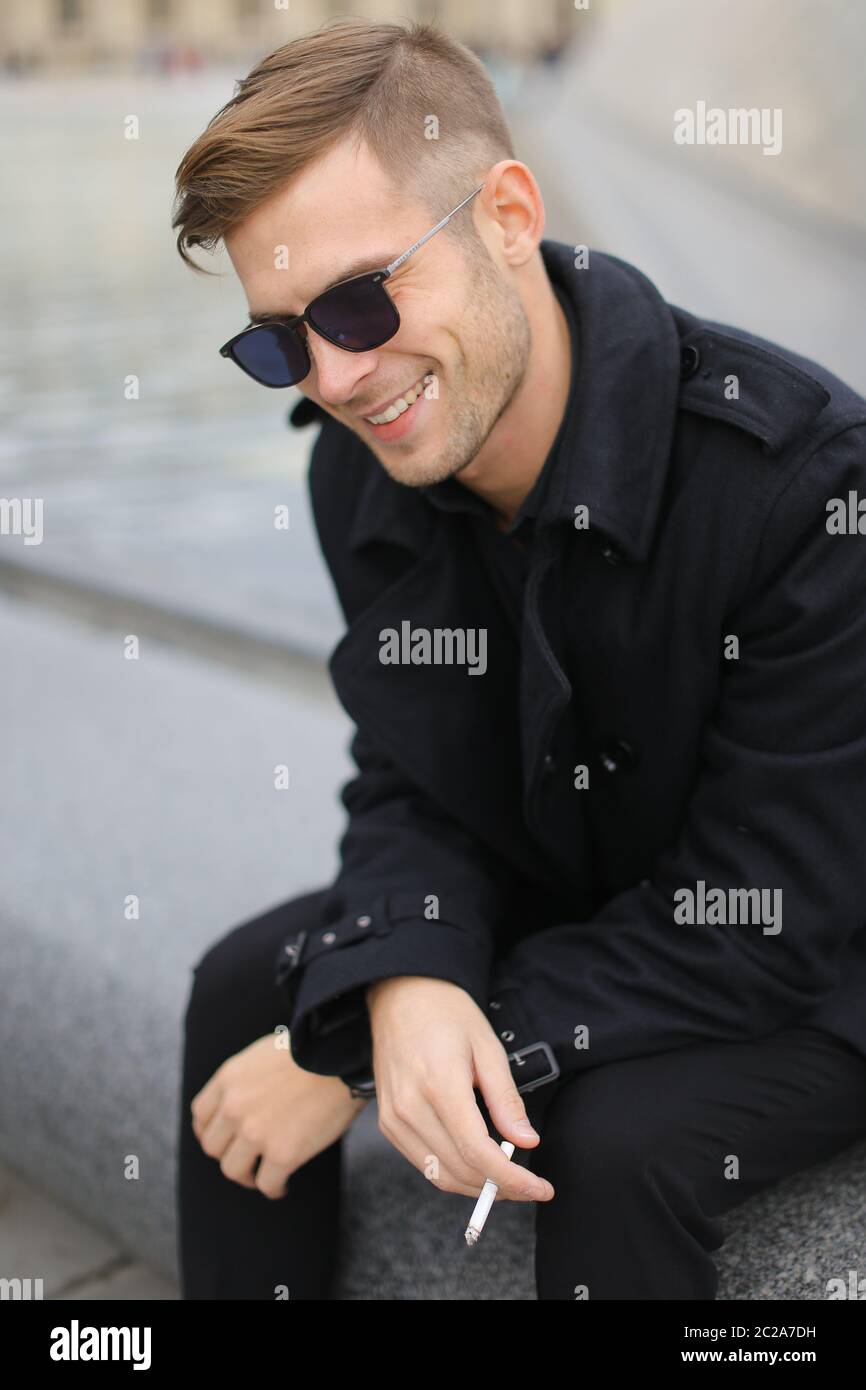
[171,16,515,276]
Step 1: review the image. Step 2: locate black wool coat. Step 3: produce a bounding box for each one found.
[277,242,866,1114]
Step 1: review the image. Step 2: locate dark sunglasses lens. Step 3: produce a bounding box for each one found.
[231,324,308,387]
[308,276,399,350]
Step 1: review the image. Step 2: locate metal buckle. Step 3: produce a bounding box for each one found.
[508,1040,560,1093]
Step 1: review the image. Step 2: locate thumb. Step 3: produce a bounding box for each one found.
[474,1038,540,1147]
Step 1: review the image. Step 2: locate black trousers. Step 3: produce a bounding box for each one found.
[177,888,866,1300]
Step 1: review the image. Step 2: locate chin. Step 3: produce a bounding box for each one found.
[378,457,441,489]
[366,434,435,483]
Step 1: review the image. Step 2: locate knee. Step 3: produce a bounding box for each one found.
[183,925,248,1035]
[542,1071,674,1193]
[182,888,329,1039]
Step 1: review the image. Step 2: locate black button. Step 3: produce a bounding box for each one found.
[599,738,638,773]
[600,543,623,566]
[542,752,557,775]
[680,344,701,380]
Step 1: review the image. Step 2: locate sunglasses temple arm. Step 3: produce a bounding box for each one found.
[385,183,485,277]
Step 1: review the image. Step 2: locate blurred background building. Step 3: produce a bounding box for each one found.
[0,0,576,71]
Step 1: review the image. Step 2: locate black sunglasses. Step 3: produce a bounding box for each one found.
[219,184,484,388]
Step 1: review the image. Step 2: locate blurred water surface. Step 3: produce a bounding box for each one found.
[1,70,312,481]
[1,71,342,652]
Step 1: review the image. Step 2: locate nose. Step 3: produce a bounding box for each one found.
[306,329,378,408]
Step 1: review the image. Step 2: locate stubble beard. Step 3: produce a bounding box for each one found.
[374,253,532,490]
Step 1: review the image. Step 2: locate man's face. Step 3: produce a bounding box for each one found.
[224,135,531,488]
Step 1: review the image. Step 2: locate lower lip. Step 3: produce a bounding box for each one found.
[364,386,427,442]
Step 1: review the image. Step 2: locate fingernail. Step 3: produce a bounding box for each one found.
[515,1119,538,1137]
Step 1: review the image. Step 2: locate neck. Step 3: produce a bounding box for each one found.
[456,271,573,528]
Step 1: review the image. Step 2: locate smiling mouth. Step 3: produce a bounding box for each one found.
[363,373,429,425]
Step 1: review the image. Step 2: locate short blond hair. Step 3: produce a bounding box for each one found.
[172,16,515,275]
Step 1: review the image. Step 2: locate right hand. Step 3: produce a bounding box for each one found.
[191,1033,368,1199]
[366,975,555,1204]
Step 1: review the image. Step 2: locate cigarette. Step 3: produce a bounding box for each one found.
[464,1140,516,1247]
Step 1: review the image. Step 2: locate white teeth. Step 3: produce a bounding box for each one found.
[366,375,427,425]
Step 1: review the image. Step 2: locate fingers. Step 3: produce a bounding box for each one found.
[379,1097,496,1199]
[379,1068,553,1202]
[200,1112,289,1198]
[198,1110,290,1198]
[473,1036,547,1159]
[217,1135,260,1189]
[193,1075,250,1172]
[190,1076,221,1138]
[197,1110,236,1161]
[254,1156,292,1200]
[432,1076,553,1202]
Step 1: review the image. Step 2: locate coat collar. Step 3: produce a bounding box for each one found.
[290,244,683,563]
[535,244,682,560]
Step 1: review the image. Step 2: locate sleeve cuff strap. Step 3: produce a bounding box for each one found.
[287,913,492,1073]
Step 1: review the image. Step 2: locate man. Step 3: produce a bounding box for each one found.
[173,18,866,1300]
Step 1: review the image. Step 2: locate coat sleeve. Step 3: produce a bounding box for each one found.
[279,427,518,1076]
[282,726,518,1076]
[490,424,866,1079]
